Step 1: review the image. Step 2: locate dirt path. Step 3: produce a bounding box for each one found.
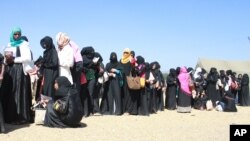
[1,106,250,141]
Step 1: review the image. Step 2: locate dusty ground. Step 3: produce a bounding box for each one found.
[0,106,250,141]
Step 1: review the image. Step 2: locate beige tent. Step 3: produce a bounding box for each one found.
[196,58,250,76]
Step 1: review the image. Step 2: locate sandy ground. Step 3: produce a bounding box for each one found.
[0,106,250,141]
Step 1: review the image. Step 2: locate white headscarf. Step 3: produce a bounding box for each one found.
[56,32,70,47]
[194,67,202,79]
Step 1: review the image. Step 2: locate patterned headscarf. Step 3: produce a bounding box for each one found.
[10,27,24,47]
[56,32,70,47]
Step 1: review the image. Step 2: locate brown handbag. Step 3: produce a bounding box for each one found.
[126,74,141,90]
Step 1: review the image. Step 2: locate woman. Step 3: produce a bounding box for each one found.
[165,68,177,110]
[154,62,165,111]
[177,67,192,113]
[239,74,250,106]
[44,76,83,128]
[135,56,148,115]
[101,52,122,115]
[40,36,59,100]
[206,67,220,107]
[221,80,237,112]
[120,48,138,115]
[0,53,5,133]
[147,62,158,113]
[80,46,98,117]
[1,27,33,124]
[56,32,74,84]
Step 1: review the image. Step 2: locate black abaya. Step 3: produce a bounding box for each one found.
[1,63,33,123]
[41,37,59,100]
[165,75,177,110]
[44,77,83,128]
[239,74,250,106]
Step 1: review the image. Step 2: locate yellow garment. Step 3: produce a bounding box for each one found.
[121,48,131,64]
[140,77,145,88]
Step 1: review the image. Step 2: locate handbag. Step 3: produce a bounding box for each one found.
[80,72,87,85]
[126,73,141,90]
[206,100,213,111]
[53,99,68,114]
[53,92,69,114]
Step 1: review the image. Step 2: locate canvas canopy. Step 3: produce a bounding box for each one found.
[196,58,250,76]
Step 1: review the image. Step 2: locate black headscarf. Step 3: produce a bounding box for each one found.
[40,36,58,69]
[94,52,103,63]
[242,74,249,85]
[136,56,145,65]
[105,52,119,71]
[81,46,95,59]
[40,36,55,50]
[55,76,72,98]
[110,52,118,63]
[21,36,29,42]
[176,67,181,76]
[169,68,176,77]
[131,51,135,58]
[0,53,4,64]
[226,69,233,76]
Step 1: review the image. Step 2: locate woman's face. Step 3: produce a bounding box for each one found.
[54,82,59,90]
[58,45,64,50]
[13,32,21,40]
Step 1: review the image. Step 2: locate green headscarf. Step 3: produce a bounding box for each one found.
[10,27,24,47]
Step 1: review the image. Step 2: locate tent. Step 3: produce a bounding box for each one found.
[196,58,250,76]
[196,58,250,94]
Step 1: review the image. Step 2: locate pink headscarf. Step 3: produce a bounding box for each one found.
[177,66,192,95]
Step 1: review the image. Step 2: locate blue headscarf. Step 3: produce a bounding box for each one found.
[10,27,24,47]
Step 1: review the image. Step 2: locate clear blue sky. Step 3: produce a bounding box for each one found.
[1,0,249,72]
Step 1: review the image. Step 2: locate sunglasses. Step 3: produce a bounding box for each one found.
[14,33,20,35]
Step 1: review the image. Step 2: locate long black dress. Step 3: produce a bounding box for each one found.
[120,61,131,113]
[80,46,96,116]
[165,69,177,110]
[222,91,237,112]
[155,68,165,111]
[0,53,5,132]
[121,61,139,115]
[40,36,59,100]
[239,74,250,106]
[44,76,83,128]
[206,68,220,107]
[1,46,33,123]
[101,53,122,115]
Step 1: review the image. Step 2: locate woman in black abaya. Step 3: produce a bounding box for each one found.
[136,56,148,116]
[44,76,83,128]
[101,52,122,115]
[239,74,250,106]
[0,53,5,132]
[40,36,59,100]
[165,68,177,110]
[120,48,138,115]
[1,27,33,124]
[206,67,220,107]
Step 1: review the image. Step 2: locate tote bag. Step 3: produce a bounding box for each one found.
[126,75,141,90]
